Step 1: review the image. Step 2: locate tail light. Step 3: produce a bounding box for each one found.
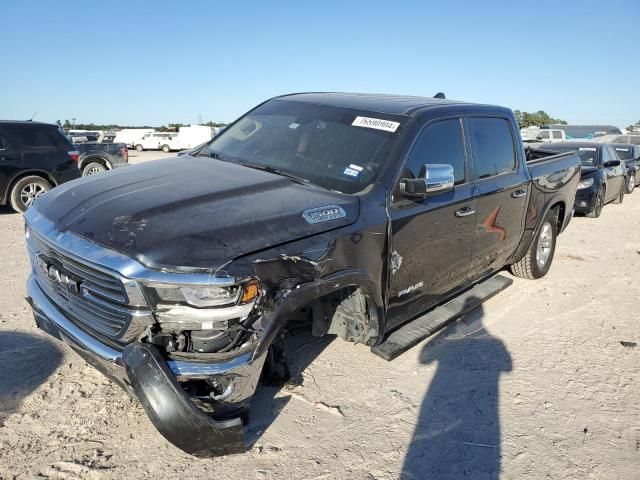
[67,150,79,163]
[121,147,129,162]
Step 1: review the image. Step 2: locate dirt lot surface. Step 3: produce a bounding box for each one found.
[1,159,639,479]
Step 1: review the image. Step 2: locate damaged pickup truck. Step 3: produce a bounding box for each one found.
[24,93,581,456]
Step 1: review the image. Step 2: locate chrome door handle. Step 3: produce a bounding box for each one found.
[511,189,527,198]
[455,206,476,217]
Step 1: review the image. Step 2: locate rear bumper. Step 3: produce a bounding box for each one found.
[26,275,265,457]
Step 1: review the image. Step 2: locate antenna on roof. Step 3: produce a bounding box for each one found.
[433,92,446,99]
[28,112,37,121]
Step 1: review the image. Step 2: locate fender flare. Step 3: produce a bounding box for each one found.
[79,154,113,170]
[510,194,566,265]
[252,269,385,360]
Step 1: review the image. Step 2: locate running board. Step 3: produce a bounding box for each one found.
[371,275,513,361]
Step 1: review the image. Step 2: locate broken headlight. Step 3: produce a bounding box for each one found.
[154,284,241,308]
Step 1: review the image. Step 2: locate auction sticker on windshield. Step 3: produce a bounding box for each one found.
[352,116,400,133]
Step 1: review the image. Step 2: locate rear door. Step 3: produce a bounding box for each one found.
[0,131,24,201]
[387,117,477,327]
[465,116,529,280]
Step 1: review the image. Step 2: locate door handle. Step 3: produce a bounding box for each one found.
[455,206,476,217]
[511,189,527,198]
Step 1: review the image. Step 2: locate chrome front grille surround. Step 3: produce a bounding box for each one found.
[23,209,240,345]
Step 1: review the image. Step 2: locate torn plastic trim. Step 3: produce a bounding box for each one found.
[123,343,245,457]
[252,269,384,359]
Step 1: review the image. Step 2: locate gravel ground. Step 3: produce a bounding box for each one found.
[0,160,639,479]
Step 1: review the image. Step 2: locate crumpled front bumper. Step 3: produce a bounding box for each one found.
[26,275,265,457]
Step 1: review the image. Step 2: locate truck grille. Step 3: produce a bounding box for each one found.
[27,228,134,339]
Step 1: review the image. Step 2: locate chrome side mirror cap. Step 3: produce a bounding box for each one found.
[401,164,455,198]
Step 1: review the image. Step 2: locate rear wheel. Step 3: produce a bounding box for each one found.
[161,144,171,153]
[625,175,635,194]
[9,176,52,213]
[135,144,144,152]
[510,209,557,279]
[587,186,605,218]
[82,161,106,176]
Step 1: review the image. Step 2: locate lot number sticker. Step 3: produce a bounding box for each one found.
[352,116,400,133]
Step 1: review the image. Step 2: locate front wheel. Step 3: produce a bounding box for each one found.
[161,144,171,153]
[587,186,605,218]
[9,176,52,213]
[625,174,635,194]
[135,144,144,152]
[510,209,557,279]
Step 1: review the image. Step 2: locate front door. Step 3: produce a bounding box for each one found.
[387,117,477,328]
[465,116,529,279]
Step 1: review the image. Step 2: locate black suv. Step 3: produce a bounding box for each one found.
[0,121,81,212]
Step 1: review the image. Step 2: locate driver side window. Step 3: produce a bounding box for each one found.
[403,118,466,185]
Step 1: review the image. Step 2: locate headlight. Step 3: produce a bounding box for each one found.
[577,178,594,189]
[150,279,259,308]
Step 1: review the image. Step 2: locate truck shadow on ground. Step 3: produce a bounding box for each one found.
[0,206,17,215]
[402,298,512,480]
[0,331,63,426]
[246,328,335,447]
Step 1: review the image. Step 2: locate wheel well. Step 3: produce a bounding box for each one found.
[549,202,565,231]
[284,286,379,346]
[5,171,55,201]
[80,156,109,170]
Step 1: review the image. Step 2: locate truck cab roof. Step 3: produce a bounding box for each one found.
[277,92,507,117]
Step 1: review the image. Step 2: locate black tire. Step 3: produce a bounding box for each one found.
[625,174,635,194]
[587,186,605,218]
[161,144,171,153]
[9,176,52,213]
[82,161,107,176]
[135,144,144,152]
[510,209,557,280]
[613,184,625,204]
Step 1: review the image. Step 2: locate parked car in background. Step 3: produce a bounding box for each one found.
[135,132,177,152]
[74,141,129,176]
[521,128,566,143]
[539,142,626,217]
[611,143,640,193]
[113,128,155,148]
[541,124,622,140]
[24,92,581,456]
[0,121,81,212]
[593,133,640,145]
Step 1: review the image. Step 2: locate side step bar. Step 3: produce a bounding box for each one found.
[371,275,513,361]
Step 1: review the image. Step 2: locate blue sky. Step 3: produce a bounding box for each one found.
[1,0,638,128]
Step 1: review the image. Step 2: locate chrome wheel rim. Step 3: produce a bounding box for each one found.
[20,183,47,207]
[86,165,104,175]
[536,221,553,270]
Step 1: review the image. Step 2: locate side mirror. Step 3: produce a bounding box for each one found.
[604,160,621,168]
[401,164,455,198]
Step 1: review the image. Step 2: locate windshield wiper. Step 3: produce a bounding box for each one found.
[237,162,320,187]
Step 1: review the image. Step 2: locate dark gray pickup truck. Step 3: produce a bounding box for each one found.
[74,141,129,176]
[24,93,581,456]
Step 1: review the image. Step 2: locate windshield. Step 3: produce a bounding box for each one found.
[544,146,599,166]
[199,99,401,194]
[613,147,633,160]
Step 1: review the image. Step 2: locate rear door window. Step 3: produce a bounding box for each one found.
[552,131,563,139]
[2,124,68,148]
[467,117,517,179]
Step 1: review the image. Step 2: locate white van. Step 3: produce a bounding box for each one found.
[135,132,179,152]
[114,129,155,148]
[520,128,566,143]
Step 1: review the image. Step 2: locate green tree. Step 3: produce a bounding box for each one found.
[514,110,567,129]
[63,119,71,130]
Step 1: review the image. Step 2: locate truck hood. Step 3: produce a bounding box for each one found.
[34,156,360,271]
